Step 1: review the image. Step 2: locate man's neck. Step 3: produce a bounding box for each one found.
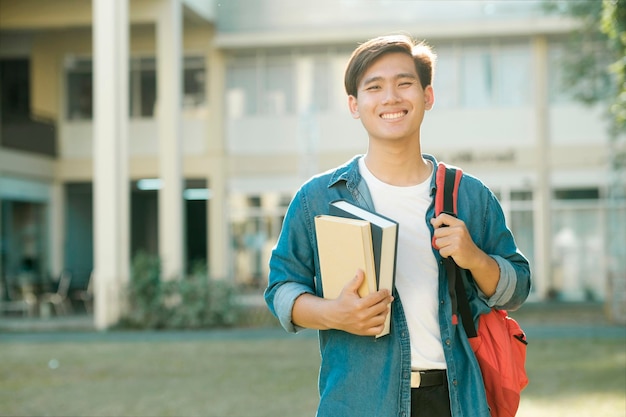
[363,146,431,187]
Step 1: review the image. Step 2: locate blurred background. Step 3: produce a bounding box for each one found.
[0,0,624,330]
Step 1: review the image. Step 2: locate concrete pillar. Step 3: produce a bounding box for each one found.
[532,35,552,299]
[157,0,184,280]
[49,182,64,277]
[92,0,129,329]
[207,44,228,280]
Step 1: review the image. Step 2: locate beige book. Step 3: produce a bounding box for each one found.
[314,215,377,301]
[328,200,398,338]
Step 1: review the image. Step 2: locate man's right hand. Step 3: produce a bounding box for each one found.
[331,269,394,335]
[292,269,394,336]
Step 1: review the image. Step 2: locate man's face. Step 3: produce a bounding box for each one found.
[348,52,434,144]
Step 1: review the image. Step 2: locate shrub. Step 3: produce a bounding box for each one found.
[121,253,237,329]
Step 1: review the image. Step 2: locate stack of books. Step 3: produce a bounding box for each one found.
[314,199,398,337]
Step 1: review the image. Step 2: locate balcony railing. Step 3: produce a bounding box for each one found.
[0,115,57,157]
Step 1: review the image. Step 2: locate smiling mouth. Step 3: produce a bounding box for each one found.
[380,111,407,120]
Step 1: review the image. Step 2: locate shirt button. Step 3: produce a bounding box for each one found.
[453,379,458,386]
[445,339,451,346]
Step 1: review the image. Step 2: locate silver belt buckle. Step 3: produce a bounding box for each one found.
[410,371,421,388]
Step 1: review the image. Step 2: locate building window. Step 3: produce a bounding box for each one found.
[129,57,157,118]
[226,51,336,117]
[263,56,294,116]
[226,52,297,118]
[548,43,571,104]
[548,39,613,106]
[554,188,600,200]
[229,192,290,287]
[511,190,533,201]
[312,57,331,112]
[495,43,531,106]
[65,58,93,120]
[65,55,207,120]
[183,56,207,109]
[0,59,31,121]
[552,205,604,301]
[432,45,459,108]
[450,41,531,108]
[226,57,258,118]
[461,44,493,108]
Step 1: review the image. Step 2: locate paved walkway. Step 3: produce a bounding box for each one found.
[1,304,624,343]
[0,323,624,345]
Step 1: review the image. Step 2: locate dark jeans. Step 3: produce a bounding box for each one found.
[410,384,452,417]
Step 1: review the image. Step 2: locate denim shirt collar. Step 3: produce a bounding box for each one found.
[327,153,440,212]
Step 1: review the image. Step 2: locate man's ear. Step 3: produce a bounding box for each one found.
[348,95,360,119]
[424,85,435,110]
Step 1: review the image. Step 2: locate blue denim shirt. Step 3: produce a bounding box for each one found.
[265,154,531,417]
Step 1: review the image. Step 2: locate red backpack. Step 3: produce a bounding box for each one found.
[434,162,529,417]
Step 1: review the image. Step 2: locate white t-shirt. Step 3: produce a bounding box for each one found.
[359,157,446,370]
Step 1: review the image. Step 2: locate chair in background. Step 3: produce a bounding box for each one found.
[39,270,73,316]
[74,271,93,314]
[0,282,31,316]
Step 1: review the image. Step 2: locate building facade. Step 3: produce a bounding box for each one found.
[0,0,624,327]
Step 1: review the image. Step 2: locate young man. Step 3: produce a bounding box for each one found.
[265,35,531,417]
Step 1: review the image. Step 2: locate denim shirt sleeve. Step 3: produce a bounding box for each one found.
[477,255,516,307]
[457,174,531,311]
[273,283,313,333]
[264,184,319,333]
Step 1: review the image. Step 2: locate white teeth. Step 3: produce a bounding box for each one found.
[381,111,405,120]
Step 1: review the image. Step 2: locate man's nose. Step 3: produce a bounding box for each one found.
[382,87,400,104]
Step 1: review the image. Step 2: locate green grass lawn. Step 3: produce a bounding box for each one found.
[518,338,626,417]
[0,332,320,417]
[0,328,624,417]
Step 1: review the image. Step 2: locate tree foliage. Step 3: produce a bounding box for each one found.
[544,0,626,136]
[601,0,626,135]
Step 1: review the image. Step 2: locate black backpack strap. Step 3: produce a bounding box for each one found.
[442,167,457,216]
[454,266,477,338]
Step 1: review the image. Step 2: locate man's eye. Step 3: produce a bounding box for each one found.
[366,85,381,90]
[399,81,413,87]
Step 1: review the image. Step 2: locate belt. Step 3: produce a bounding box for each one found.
[410,370,447,389]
